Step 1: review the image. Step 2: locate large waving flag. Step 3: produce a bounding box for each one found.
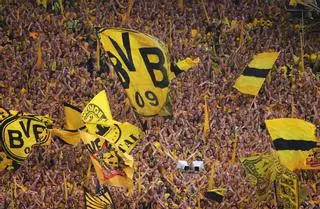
[86,121,144,154]
[0,107,52,170]
[84,187,114,209]
[80,131,134,189]
[265,118,319,171]
[99,28,199,117]
[233,52,280,95]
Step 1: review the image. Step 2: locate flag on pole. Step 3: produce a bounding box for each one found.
[233,52,280,95]
[265,118,319,171]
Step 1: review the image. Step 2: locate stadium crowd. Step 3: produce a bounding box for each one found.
[0,0,319,208]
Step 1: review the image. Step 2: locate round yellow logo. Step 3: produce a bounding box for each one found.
[0,115,50,162]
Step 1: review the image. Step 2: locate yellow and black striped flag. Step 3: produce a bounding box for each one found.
[204,188,227,203]
[233,52,280,95]
[266,118,319,171]
[84,187,114,209]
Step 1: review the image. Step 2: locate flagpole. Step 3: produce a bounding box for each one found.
[273,182,279,209]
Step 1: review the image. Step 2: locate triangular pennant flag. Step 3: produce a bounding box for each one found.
[81,90,113,123]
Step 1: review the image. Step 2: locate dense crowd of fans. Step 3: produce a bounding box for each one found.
[0,0,319,208]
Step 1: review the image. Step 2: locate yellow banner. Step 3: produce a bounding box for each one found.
[266,118,319,170]
[240,154,278,200]
[86,120,144,154]
[51,103,85,145]
[274,160,299,209]
[80,131,134,189]
[99,28,171,117]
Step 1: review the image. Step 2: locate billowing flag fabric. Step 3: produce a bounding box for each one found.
[265,118,319,171]
[240,154,278,200]
[169,57,200,80]
[99,28,171,117]
[233,52,280,95]
[86,121,144,154]
[81,90,113,123]
[0,107,52,169]
[51,103,85,145]
[84,187,114,209]
[99,28,199,117]
[274,161,299,209]
[80,131,134,189]
[204,188,227,203]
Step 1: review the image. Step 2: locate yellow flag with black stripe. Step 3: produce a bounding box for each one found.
[84,187,114,209]
[51,103,85,145]
[81,90,113,123]
[265,118,319,171]
[204,188,227,203]
[0,107,52,167]
[169,57,200,81]
[233,52,280,95]
[80,131,134,189]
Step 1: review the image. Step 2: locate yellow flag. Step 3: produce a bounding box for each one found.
[84,187,114,209]
[0,110,52,164]
[265,118,319,170]
[170,57,200,80]
[274,159,299,209]
[86,120,144,154]
[205,188,227,203]
[203,96,209,139]
[81,90,113,123]
[230,129,239,167]
[233,52,280,95]
[36,40,43,71]
[80,131,134,189]
[240,154,278,200]
[50,103,85,145]
[153,141,164,154]
[208,165,215,190]
[99,28,171,117]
